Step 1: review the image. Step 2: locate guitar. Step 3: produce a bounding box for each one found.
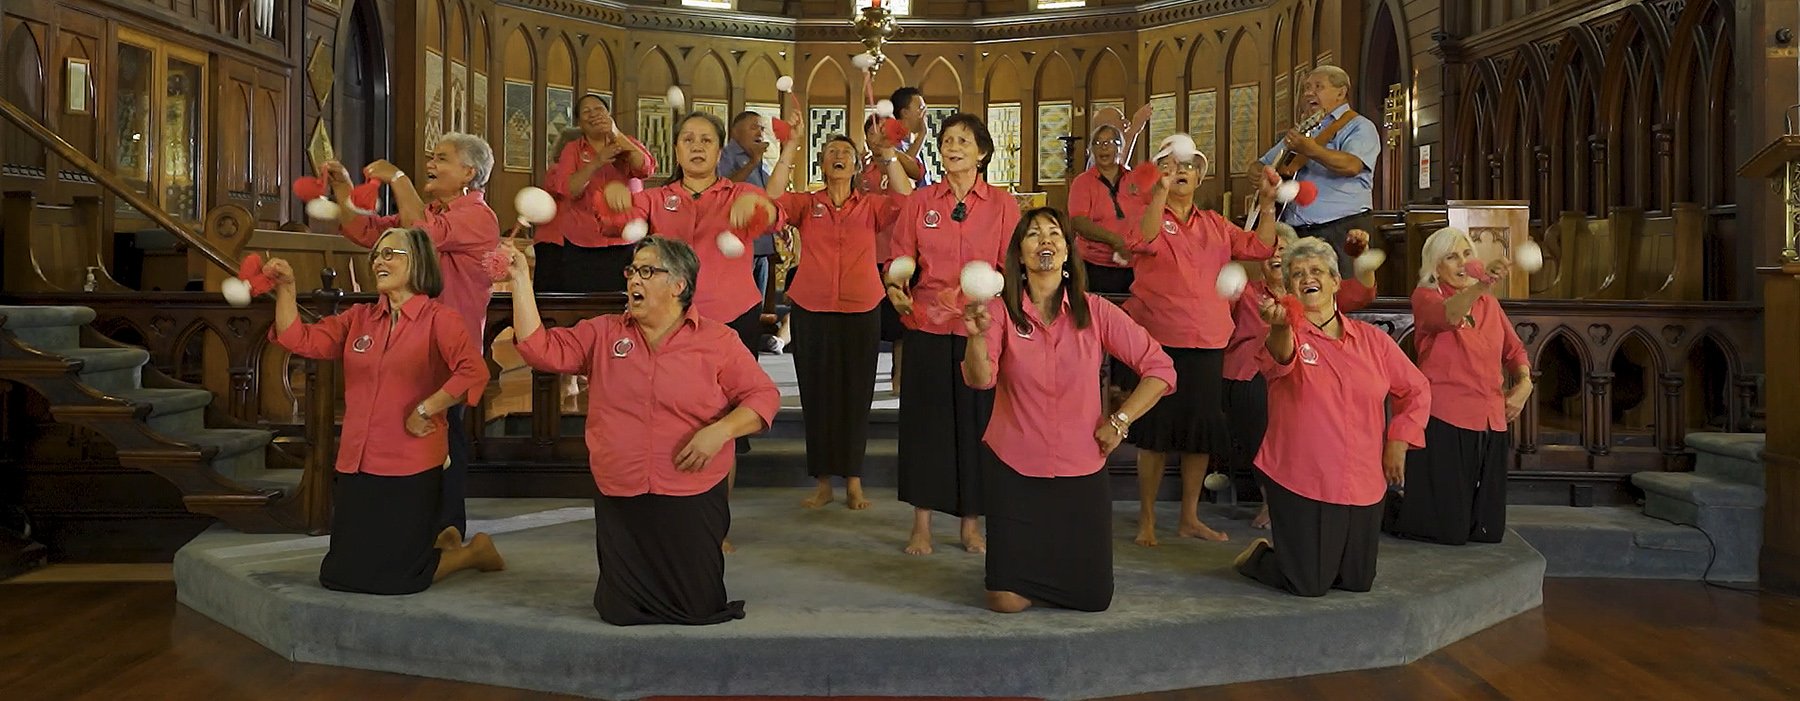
[1245,109,1331,232]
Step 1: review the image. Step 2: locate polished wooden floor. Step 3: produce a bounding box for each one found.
[0,577,1795,700]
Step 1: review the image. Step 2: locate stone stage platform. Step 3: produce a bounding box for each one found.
[174,489,1546,700]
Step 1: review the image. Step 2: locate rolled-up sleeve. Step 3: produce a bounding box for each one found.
[717,337,781,430]
[273,312,351,360]
[420,203,498,254]
[1410,286,1455,335]
[1338,278,1377,312]
[1256,342,1298,380]
[1226,216,1276,260]
[1378,333,1431,448]
[544,141,582,200]
[1094,298,1175,395]
[342,214,398,248]
[962,300,1006,391]
[432,308,490,406]
[1499,306,1531,372]
[622,135,657,180]
[514,319,600,376]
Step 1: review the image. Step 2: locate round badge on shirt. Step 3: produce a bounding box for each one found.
[1299,343,1320,365]
[1162,220,1177,234]
[663,195,681,211]
[612,338,634,357]
[351,335,373,353]
[924,210,941,228]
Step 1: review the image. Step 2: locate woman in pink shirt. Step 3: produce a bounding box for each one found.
[1066,123,1147,294]
[1221,225,1380,529]
[768,126,914,510]
[961,208,1175,613]
[1234,237,1430,597]
[599,112,779,352]
[1384,226,1533,545]
[537,94,656,292]
[1118,137,1280,547]
[864,115,914,389]
[268,228,502,595]
[321,133,501,541]
[504,236,780,625]
[884,113,1022,556]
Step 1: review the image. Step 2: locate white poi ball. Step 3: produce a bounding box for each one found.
[851,52,876,71]
[221,277,253,307]
[886,255,916,285]
[1112,251,1130,267]
[1275,179,1302,204]
[874,99,895,118]
[960,261,1004,301]
[304,198,341,221]
[1354,248,1388,275]
[1515,240,1545,273]
[1215,263,1249,300]
[665,85,686,111]
[513,186,556,224]
[1203,472,1231,492]
[775,75,795,92]
[716,231,746,258]
[622,219,649,243]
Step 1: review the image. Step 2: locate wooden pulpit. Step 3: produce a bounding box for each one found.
[1740,136,1800,595]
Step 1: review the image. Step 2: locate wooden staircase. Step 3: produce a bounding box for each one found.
[0,304,313,535]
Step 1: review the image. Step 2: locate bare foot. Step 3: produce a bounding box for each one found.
[1178,520,1231,541]
[961,531,987,554]
[905,530,933,555]
[1135,520,1159,547]
[845,487,873,510]
[467,533,506,572]
[434,526,462,550]
[1233,537,1271,569]
[986,590,1032,613]
[721,538,737,554]
[800,486,834,508]
[1251,505,1270,529]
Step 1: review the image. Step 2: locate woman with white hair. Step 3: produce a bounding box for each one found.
[1383,227,1532,545]
[322,132,501,540]
[1221,224,1380,529]
[1117,136,1279,547]
[1234,237,1429,597]
[505,235,780,625]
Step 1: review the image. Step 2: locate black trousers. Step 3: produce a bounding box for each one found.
[438,405,470,536]
[1292,210,1375,278]
[1237,469,1381,597]
[1383,418,1511,545]
[792,306,880,478]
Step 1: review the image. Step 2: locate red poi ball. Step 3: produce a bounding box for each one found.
[882,118,911,144]
[1294,180,1320,206]
[292,176,327,202]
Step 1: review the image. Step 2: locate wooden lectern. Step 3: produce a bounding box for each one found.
[1740,136,1800,595]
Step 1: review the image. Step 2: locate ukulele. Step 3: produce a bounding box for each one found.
[1244,109,1331,232]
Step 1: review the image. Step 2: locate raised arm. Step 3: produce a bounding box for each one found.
[505,248,596,376]
[768,123,805,196]
[268,258,351,360]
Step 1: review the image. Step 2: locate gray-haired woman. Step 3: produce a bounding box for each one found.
[505,235,780,625]
[321,132,502,540]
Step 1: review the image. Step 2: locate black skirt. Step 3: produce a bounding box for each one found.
[726,306,765,356]
[985,462,1112,612]
[533,242,635,293]
[878,297,907,343]
[592,479,746,626]
[896,329,993,517]
[1221,375,1269,491]
[792,306,880,478]
[1116,347,1229,455]
[319,468,444,596]
[1383,418,1512,545]
[532,242,564,290]
[1086,264,1135,295]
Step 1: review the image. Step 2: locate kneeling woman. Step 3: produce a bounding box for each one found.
[1384,227,1532,545]
[1235,237,1429,597]
[506,236,780,625]
[269,229,503,594]
[962,208,1174,613]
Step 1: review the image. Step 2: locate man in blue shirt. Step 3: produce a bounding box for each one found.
[719,111,778,339]
[1260,65,1381,275]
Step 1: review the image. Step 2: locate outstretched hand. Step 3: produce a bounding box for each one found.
[265,258,297,292]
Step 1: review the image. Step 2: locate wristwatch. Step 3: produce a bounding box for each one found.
[1109,412,1131,438]
[393,170,407,181]
[415,404,431,420]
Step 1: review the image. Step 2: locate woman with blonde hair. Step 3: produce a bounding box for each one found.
[1383,226,1532,545]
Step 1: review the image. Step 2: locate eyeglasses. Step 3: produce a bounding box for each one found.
[622,265,671,280]
[368,247,410,263]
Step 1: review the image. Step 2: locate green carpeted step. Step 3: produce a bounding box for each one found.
[62,347,148,393]
[168,428,273,480]
[115,387,215,435]
[0,305,93,351]
[1686,432,1765,487]
[1508,505,1711,579]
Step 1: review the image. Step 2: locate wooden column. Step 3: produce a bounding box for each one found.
[1762,261,1800,595]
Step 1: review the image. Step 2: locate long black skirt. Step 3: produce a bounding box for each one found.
[985,462,1112,612]
[878,297,907,343]
[1086,264,1135,295]
[1117,347,1229,455]
[536,243,633,293]
[319,468,443,595]
[1237,469,1381,597]
[897,329,992,517]
[592,479,745,626]
[1221,375,1269,494]
[792,306,880,478]
[1383,418,1511,545]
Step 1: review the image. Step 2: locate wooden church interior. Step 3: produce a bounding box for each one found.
[2,0,1799,694]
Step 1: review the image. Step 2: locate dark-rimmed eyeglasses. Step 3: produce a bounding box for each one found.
[368,247,410,263]
[622,265,671,280]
